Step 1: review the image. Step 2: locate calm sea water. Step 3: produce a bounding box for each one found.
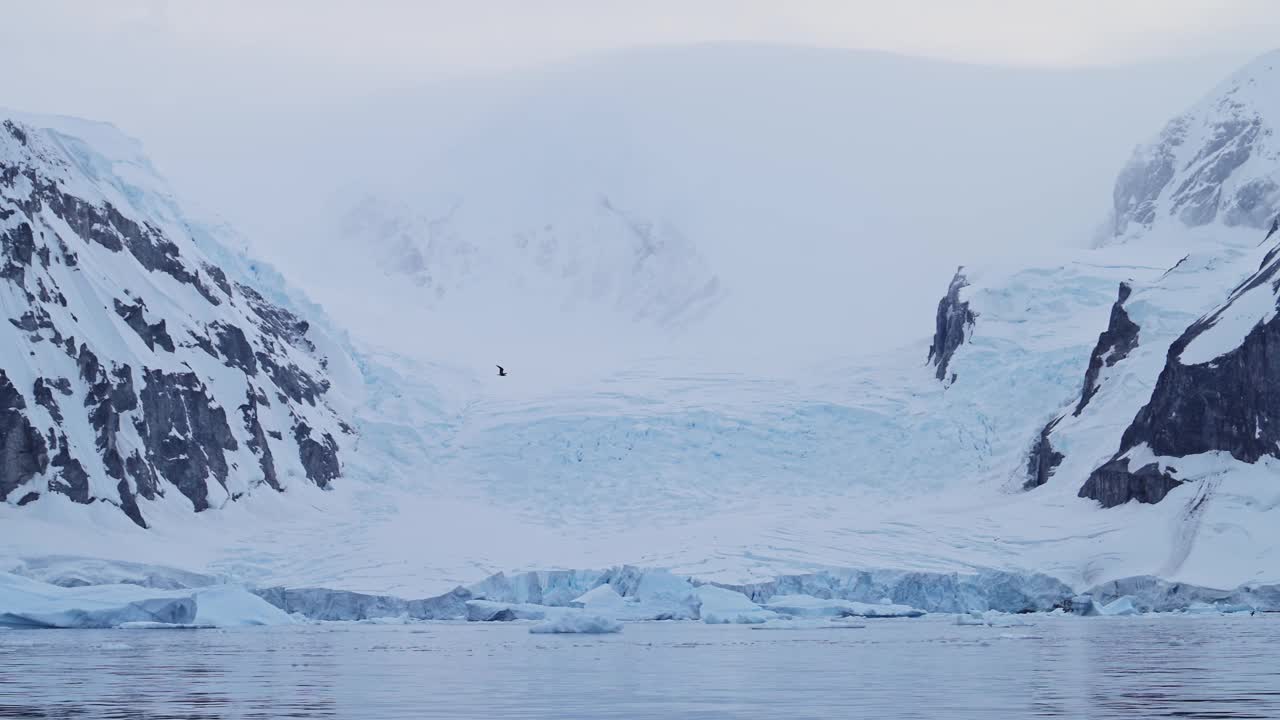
[2,615,1279,719]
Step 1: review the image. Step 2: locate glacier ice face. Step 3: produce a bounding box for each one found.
[252,585,473,622]
[726,569,1074,615]
[762,595,925,619]
[12,52,1280,603]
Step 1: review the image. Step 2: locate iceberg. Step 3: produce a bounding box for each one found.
[0,572,292,629]
[529,613,622,634]
[1096,597,1139,617]
[570,584,635,614]
[695,585,776,624]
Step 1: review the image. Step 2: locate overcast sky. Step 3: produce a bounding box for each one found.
[6,1,1277,151]
[7,1,1280,363]
[8,1,1280,93]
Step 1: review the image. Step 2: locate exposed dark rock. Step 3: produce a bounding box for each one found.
[113,298,175,352]
[115,479,147,529]
[1075,282,1141,415]
[240,388,280,491]
[1025,416,1065,490]
[16,491,38,506]
[4,120,28,145]
[203,263,232,298]
[1079,458,1183,507]
[32,378,62,423]
[76,343,100,385]
[213,322,257,376]
[48,435,90,504]
[293,422,340,487]
[238,284,313,351]
[125,451,160,501]
[258,353,326,406]
[927,268,976,381]
[81,359,137,483]
[187,330,217,359]
[1226,178,1280,228]
[0,369,49,501]
[57,235,77,267]
[1082,231,1280,507]
[1,221,35,282]
[17,172,220,303]
[9,311,40,333]
[1113,116,1186,234]
[1172,116,1262,226]
[9,306,55,342]
[136,369,238,511]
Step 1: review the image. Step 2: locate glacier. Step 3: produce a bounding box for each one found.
[6,50,1280,626]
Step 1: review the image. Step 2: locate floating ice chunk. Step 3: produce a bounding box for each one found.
[529,613,622,634]
[764,594,925,618]
[570,584,634,614]
[628,570,700,620]
[1097,597,1139,616]
[92,642,135,651]
[191,585,295,627]
[0,573,292,629]
[695,585,777,624]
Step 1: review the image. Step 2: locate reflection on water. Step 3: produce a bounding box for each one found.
[2,615,1279,719]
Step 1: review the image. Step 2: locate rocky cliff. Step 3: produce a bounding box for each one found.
[0,114,351,526]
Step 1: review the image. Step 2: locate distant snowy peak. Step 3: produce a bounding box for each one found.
[1111,50,1280,241]
[0,114,351,527]
[340,192,722,331]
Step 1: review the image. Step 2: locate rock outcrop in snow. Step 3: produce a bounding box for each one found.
[926,267,975,381]
[1082,222,1280,506]
[1024,416,1065,491]
[1075,282,1140,415]
[0,113,351,526]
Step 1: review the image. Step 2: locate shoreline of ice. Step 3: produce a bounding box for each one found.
[2,556,1277,630]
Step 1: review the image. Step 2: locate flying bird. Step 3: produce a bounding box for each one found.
[496,365,507,377]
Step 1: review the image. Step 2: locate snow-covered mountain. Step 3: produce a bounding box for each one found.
[1111,51,1280,240]
[0,113,355,528]
[339,191,721,331]
[6,50,1280,605]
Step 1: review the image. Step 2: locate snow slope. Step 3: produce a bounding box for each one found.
[0,111,353,527]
